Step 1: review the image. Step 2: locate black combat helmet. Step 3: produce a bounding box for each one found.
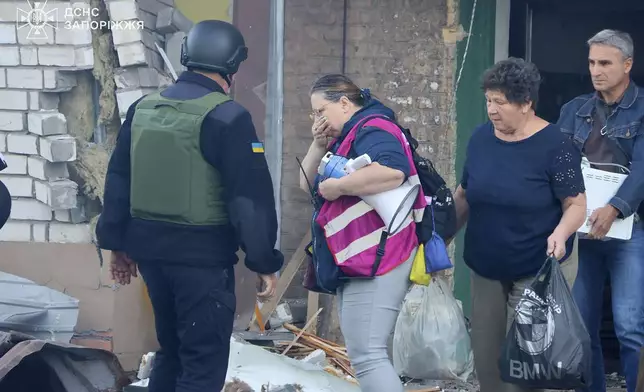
[180,20,248,78]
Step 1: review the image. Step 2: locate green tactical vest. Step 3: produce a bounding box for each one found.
[129,91,231,226]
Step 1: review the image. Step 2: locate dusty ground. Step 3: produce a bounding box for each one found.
[404,379,478,391]
[606,372,627,390]
[403,373,627,391]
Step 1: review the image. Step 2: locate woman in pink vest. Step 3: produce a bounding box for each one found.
[298,74,426,392]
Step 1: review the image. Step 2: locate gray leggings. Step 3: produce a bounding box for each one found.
[337,249,416,392]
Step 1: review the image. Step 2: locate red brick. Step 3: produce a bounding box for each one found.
[71,332,114,352]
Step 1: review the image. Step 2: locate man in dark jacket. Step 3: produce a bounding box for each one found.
[557,29,644,392]
[96,20,284,392]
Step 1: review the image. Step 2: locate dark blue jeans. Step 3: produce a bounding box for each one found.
[137,261,236,392]
[573,224,644,392]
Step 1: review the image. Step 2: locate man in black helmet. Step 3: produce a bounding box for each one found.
[96,20,284,392]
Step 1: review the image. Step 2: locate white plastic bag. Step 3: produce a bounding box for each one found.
[393,277,474,381]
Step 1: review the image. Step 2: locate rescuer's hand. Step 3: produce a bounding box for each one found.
[110,251,137,285]
[256,273,278,302]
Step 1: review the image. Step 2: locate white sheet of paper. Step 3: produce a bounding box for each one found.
[578,166,633,240]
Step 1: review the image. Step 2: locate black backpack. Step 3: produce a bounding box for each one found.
[354,115,457,243]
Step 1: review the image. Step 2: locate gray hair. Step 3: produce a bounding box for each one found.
[587,29,634,59]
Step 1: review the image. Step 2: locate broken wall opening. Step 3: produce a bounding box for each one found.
[54,0,122,232]
[58,70,103,225]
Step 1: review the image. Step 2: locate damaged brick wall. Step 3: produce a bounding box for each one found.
[0,2,95,243]
[110,0,180,123]
[0,0,225,369]
[281,0,459,298]
[0,0,188,244]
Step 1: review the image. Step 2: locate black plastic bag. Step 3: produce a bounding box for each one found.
[499,256,592,389]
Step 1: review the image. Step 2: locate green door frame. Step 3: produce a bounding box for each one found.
[452,0,498,317]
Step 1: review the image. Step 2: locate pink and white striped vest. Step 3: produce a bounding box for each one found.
[315,115,427,277]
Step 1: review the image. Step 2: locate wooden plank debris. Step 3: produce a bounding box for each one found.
[281,307,323,356]
[281,323,354,379]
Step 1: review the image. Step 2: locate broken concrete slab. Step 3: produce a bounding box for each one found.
[136,352,155,380]
[268,303,293,329]
[301,349,327,367]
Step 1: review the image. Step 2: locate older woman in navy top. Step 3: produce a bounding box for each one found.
[451,58,587,392]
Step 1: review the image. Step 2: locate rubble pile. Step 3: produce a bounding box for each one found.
[128,332,362,392]
[265,323,356,382]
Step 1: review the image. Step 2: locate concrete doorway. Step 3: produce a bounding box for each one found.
[506,0,644,376]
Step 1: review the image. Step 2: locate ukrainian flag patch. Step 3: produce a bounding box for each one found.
[251,142,265,153]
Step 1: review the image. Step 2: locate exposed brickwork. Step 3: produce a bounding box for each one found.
[281,0,456,297]
[71,330,114,352]
[0,0,182,244]
[281,0,343,257]
[0,1,91,243]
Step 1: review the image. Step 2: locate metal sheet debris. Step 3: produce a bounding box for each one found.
[225,336,361,392]
[125,335,360,391]
[0,331,128,391]
[0,272,80,343]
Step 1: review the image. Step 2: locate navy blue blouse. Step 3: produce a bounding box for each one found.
[461,121,585,281]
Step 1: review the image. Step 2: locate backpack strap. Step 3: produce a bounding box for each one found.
[352,114,394,139]
[346,114,389,158]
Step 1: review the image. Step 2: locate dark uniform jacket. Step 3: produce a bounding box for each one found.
[96,71,284,274]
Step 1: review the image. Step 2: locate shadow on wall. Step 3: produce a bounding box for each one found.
[174,0,232,23]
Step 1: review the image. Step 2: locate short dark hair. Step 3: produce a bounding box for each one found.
[481,57,541,109]
[310,74,367,106]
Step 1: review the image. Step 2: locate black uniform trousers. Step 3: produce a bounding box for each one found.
[137,261,236,392]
